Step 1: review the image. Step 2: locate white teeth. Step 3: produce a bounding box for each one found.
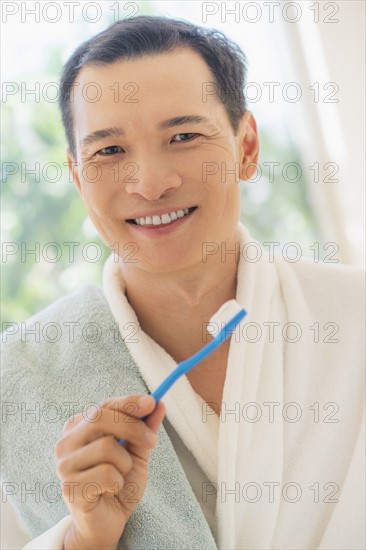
[132,207,194,226]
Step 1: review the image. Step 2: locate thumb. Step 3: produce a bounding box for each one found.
[143,399,166,435]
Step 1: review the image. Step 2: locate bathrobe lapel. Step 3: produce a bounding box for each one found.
[216,223,285,549]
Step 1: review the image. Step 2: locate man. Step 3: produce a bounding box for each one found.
[1,15,364,550]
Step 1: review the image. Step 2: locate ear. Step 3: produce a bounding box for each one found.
[238,111,259,181]
[66,148,82,195]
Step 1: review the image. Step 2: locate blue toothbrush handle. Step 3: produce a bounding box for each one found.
[115,308,246,446]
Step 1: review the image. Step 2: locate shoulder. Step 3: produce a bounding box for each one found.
[2,282,109,334]
[2,283,107,336]
[276,255,364,318]
[18,282,107,324]
[0,283,118,392]
[1,282,106,346]
[290,256,364,292]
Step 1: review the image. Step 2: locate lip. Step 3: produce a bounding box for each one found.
[126,205,197,222]
[126,206,198,237]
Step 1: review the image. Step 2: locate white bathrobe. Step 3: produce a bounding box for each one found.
[3,222,365,549]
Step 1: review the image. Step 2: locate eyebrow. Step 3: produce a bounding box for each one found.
[80,115,213,151]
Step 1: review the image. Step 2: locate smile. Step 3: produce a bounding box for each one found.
[125,206,198,236]
[126,206,197,227]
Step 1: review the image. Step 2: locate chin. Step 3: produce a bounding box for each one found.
[139,248,201,274]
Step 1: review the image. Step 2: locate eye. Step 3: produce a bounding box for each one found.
[171,133,199,142]
[95,145,124,156]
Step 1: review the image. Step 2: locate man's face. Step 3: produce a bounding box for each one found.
[68,48,258,273]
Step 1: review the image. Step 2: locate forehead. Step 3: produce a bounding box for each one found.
[71,48,225,141]
[79,47,213,85]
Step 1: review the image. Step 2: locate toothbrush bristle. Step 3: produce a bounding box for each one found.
[207,299,244,334]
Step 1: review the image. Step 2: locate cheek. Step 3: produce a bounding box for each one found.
[81,187,108,220]
[193,143,240,190]
[79,166,119,215]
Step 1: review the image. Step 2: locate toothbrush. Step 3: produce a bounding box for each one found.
[115,299,247,445]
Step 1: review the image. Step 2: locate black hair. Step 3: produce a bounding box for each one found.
[59,15,248,158]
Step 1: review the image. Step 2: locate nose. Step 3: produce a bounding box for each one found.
[124,155,182,200]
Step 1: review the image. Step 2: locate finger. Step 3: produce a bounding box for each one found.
[99,395,133,409]
[101,393,152,419]
[56,435,133,480]
[55,396,157,457]
[62,394,146,436]
[62,412,84,435]
[143,400,166,435]
[125,400,165,460]
[60,464,125,510]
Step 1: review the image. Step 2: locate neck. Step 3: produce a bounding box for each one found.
[118,227,241,362]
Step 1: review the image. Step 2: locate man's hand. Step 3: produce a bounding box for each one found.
[54,393,166,549]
